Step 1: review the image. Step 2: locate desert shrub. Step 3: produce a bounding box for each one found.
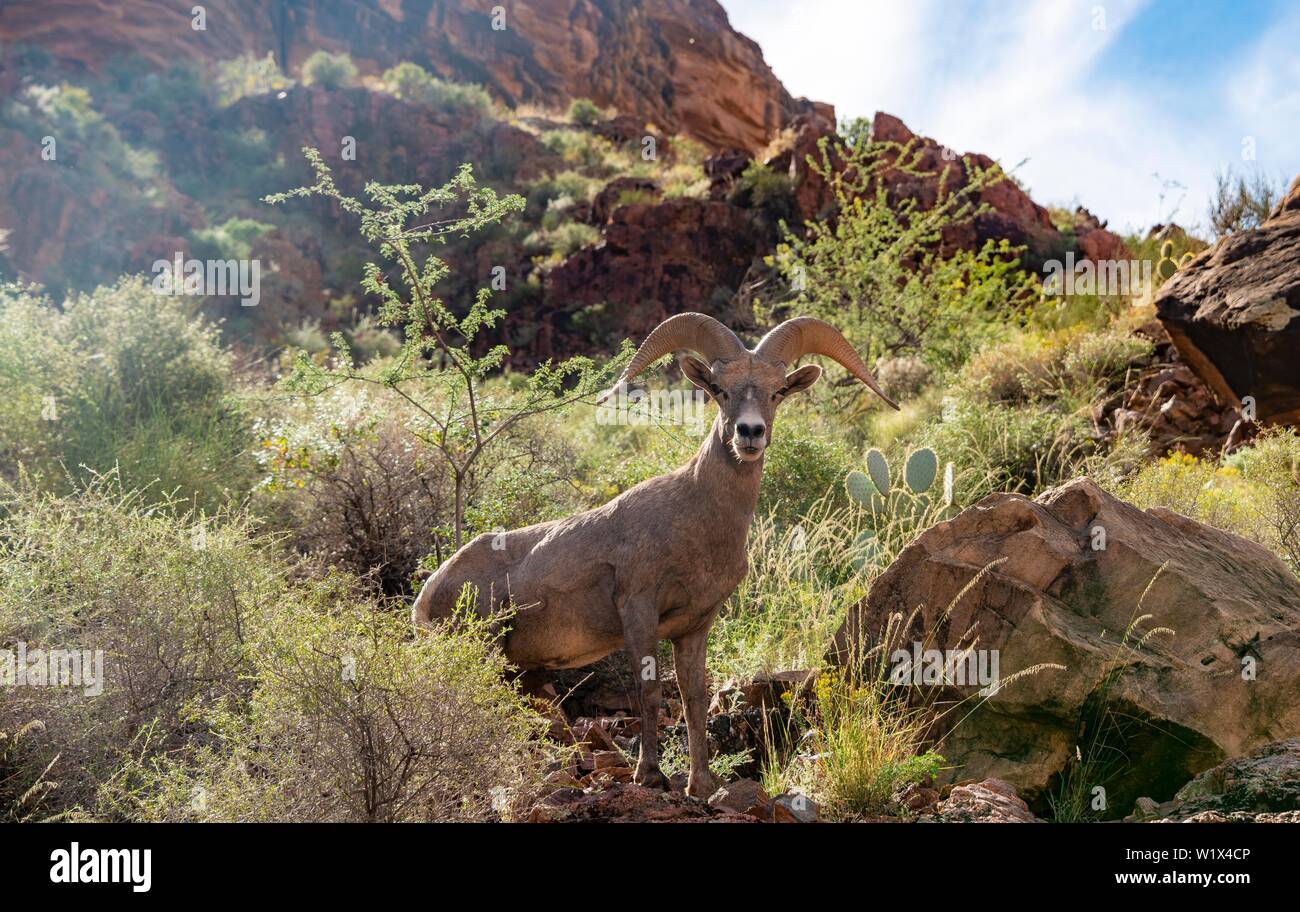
[344,313,402,362]
[757,407,856,523]
[770,134,1039,377]
[282,317,331,354]
[923,400,1086,499]
[1115,434,1300,575]
[0,478,276,819]
[300,50,357,90]
[731,162,795,222]
[959,326,1151,408]
[1208,166,1285,236]
[106,587,551,822]
[525,220,600,265]
[188,216,273,262]
[541,129,616,170]
[1233,430,1300,572]
[380,62,494,120]
[258,411,449,594]
[787,670,943,820]
[527,169,600,212]
[913,325,1151,501]
[566,97,603,126]
[0,277,255,509]
[256,380,577,592]
[265,149,617,550]
[0,478,551,822]
[215,53,293,106]
[873,354,933,403]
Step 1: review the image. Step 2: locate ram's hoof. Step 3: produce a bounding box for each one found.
[634,766,669,791]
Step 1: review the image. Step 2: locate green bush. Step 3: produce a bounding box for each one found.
[769,134,1039,373]
[381,62,494,120]
[0,478,274,819]
[758,407,856,523]
[541,129,615,170]
[566,97,603,126]
[0,277,254,509]
[106,585,550,822]
[189,217,273,262]
[0,478,551,822]
[1114,433,1300,575]
[215,54,293,107]
[300,50,357,90]
[732,162,795,222]
[958,326,1152,409]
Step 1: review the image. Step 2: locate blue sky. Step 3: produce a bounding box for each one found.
[721,0,1299,233]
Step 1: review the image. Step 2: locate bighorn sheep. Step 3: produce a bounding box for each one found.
[412,313,896,798]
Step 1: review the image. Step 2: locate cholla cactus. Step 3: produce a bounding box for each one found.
[845,447,952,569]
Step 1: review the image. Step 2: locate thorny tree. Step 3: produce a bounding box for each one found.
[765,129,1038,397]
[266,148,621,552]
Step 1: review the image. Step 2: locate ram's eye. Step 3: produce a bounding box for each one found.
[718,390,729,401]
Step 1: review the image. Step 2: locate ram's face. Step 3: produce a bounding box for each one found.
[681,355,822,462]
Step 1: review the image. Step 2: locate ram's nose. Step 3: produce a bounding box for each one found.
[733,422,766,460]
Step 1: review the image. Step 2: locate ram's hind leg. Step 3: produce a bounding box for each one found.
[619,595,667,789]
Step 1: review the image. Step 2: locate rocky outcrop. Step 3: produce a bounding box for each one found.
[541,197,764,357]
[1129,738,1300,822]
[831,478,1300,817]
[1155,174,1300,425]
[1094,321,1251,457]
[0,0,804,154]
[870,112,1086,268]
[758,112,1126,269]
[1070,207,1130,264]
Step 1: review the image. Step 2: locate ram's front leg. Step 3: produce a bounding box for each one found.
[620,596,667,789]
[673,623,719,799]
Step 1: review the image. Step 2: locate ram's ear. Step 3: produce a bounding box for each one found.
[681,355,722,399]
[777,364,822,401]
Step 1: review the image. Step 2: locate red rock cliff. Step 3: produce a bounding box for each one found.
[0,0,809,153]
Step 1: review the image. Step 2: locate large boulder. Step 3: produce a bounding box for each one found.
[830,478,1300,817]
[1155,174,1300,425]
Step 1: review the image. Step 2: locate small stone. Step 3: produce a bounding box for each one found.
[707,779,771,816]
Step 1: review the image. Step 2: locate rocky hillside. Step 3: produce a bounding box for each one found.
[0,0,1139,362]
[0,0,812,153]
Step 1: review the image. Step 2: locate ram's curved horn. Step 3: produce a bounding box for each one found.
[754,316,899,409]
[597,312,747,404]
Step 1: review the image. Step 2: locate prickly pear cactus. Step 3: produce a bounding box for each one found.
[904,447,938,494]
[849,529,880,571]
[846,469,874,504]
[866,448,890,496]
[846,447,958,572]
[1157,240,1194,281]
